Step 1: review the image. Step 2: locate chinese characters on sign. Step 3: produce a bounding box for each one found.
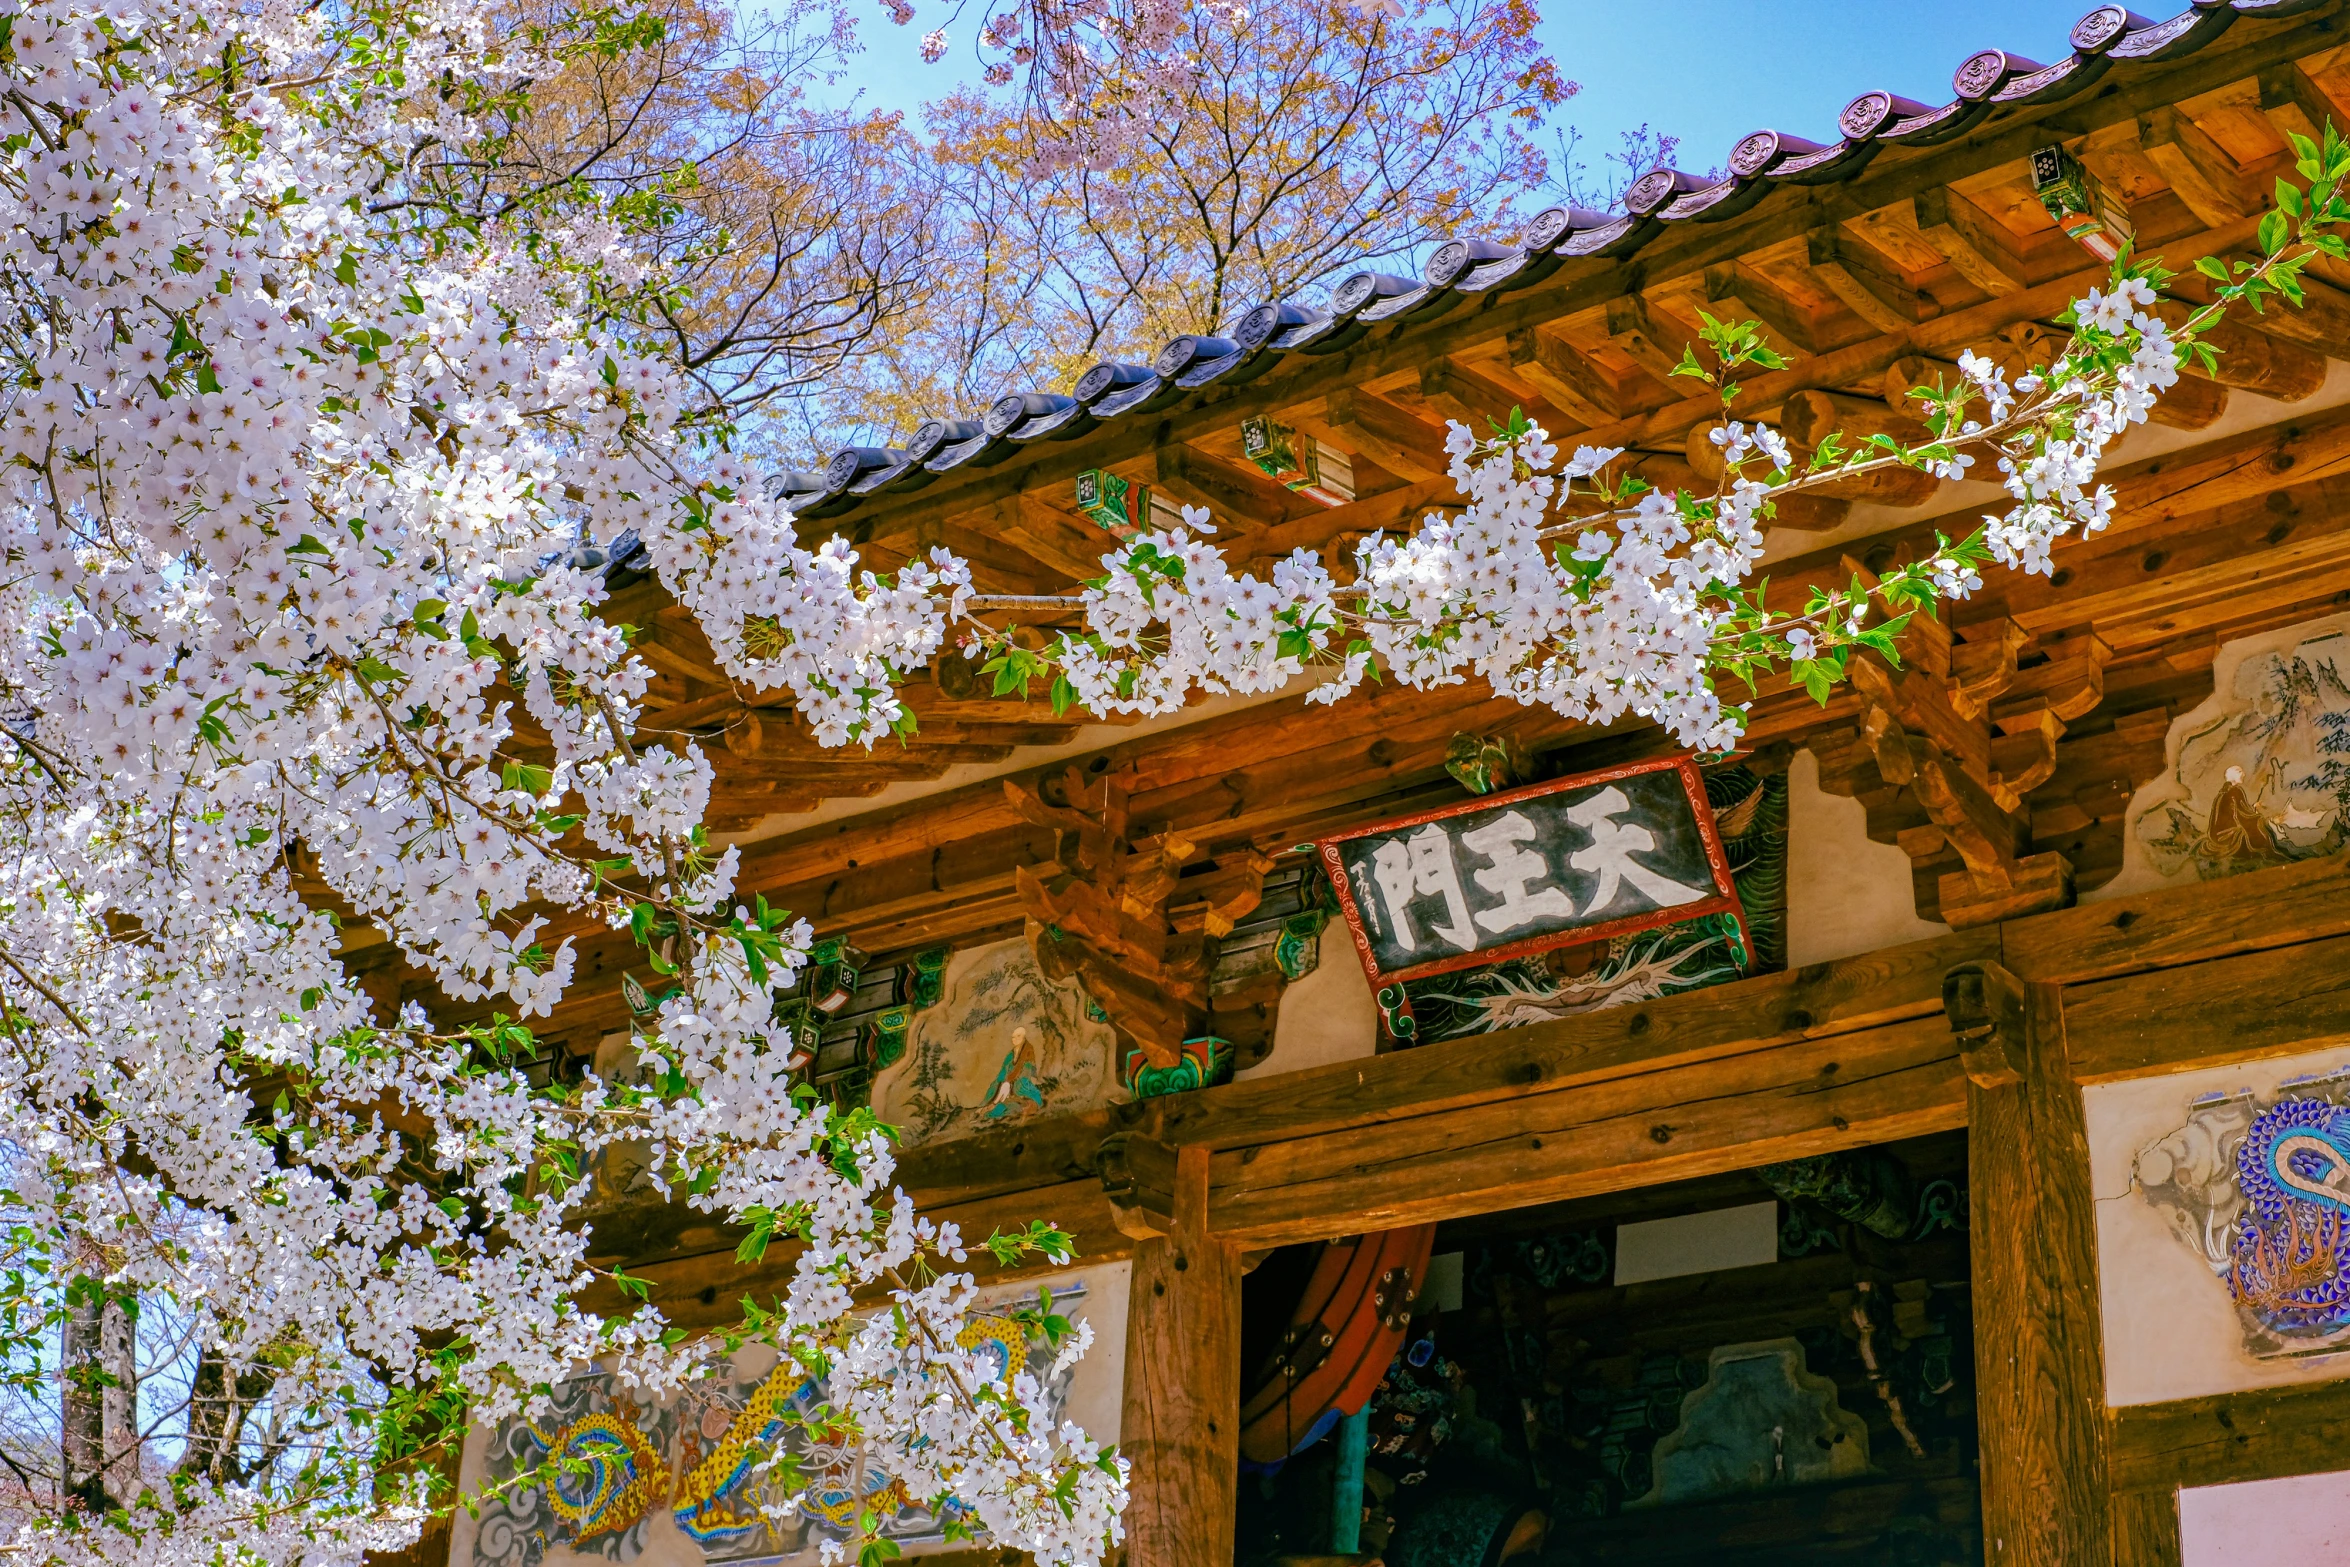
[1319,758,1744,985]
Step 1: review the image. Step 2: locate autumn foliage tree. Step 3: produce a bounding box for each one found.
[826,0,1569,432]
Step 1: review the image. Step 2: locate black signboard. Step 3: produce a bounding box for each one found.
[1317,756,1744,987]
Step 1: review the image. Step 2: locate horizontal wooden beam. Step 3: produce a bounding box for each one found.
[1141,928,1984,1151]
[2001,851,2350,985]
[583,855,2350,1302]
[2062,930,2350,1083]
[1204,1015,1968,1247]
[2110,1378,2350,1494]
[578,1176,1130,1333]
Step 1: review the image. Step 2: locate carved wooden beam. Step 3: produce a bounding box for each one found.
[1098,1129,1178,1239]
[1000,492,1126,581]
[1913,188,2030,297]
[2156,301,2326,402]
[1702,262,1819,355]
[1942,958,2027,1089]
[1604,293,1703,385]
[1505,325,1628,424]
[1005,763,1271,1069]
[1421,355,1572,436]
[2257,59,2339,151]
[1325,387,1449,482]
[2182,256,2350,357]
[1807,229,1939,333]
[1778,389,1931,451]
[1154,443,1319,533]
[1584,449,1855,531]
[1814,585,2108,928]
[2138,105,2269,229]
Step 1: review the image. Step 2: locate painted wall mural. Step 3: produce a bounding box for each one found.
[868,938,1121,1146]
[465,1372,679,1564]
[448,1264,1129,1567]
[2090,1045,2350,1407]
[2099,612,2350,902]
[2136,1071,2350,1361]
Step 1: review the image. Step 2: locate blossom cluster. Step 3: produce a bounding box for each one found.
[0,0,1104,1562]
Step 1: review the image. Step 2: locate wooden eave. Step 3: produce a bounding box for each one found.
[346,5,2350,1061]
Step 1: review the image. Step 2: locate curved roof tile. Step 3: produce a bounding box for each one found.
[773,0,2337,529]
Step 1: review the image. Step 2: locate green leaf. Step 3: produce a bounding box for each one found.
[2259,209,2290,256]
[734,1212,778,1265]
[500,761,554,797]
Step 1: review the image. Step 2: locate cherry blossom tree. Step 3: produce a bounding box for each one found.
[0,0,2345,1560]
[0,0,1111,1561]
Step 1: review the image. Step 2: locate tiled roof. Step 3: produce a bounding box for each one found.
[734,0,2335,529]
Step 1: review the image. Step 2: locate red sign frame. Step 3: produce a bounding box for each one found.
[1315,754,1747,989]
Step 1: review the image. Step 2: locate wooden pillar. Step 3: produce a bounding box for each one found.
[2109,1490,2183,1567]
[1120,1142,1242,1567]
[1945,961,2111,1567]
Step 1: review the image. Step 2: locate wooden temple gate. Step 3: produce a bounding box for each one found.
[577,855,2350,1566]
[398,5,2350,1565]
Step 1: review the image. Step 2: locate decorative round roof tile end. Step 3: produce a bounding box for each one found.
[2070,5,2141,51]
[1236,303,1283,350]
[983,394,1029,436]
[1073,363,1117,402]
[1730,131,1782,178]
[1522,206,1575,251]
[1623,167,1684,216]
[1332,271,1381,314]
[1956,48,2040,101]
[1840,90,1896,141]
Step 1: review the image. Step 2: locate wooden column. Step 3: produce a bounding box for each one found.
[2109,1491,2183,1567]
[1120,1143,1242,1567]
[1946,961,2111,1566]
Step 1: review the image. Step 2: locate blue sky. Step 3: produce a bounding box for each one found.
[825,0,2101,181]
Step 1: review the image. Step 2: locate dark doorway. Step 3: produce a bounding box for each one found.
[1235,1131,1978,1566]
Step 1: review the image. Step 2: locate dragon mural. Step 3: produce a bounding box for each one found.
[2137,1072,2350,1358]
[458,1292,1095,1567]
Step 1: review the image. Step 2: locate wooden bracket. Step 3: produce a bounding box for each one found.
[1815,586,2109,929]
[1604,292,1702,384]
[1913,187,2029,297]
[1943,960,2027,1089]
[1008,763,1273,1068]
[1098,1131,1178,1240]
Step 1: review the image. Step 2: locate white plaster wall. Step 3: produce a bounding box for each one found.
[2086,1044,2350,1408]
[1783,748,1948,969]
[1235,928,1379,1081]
[2181,1470,2350,1561]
